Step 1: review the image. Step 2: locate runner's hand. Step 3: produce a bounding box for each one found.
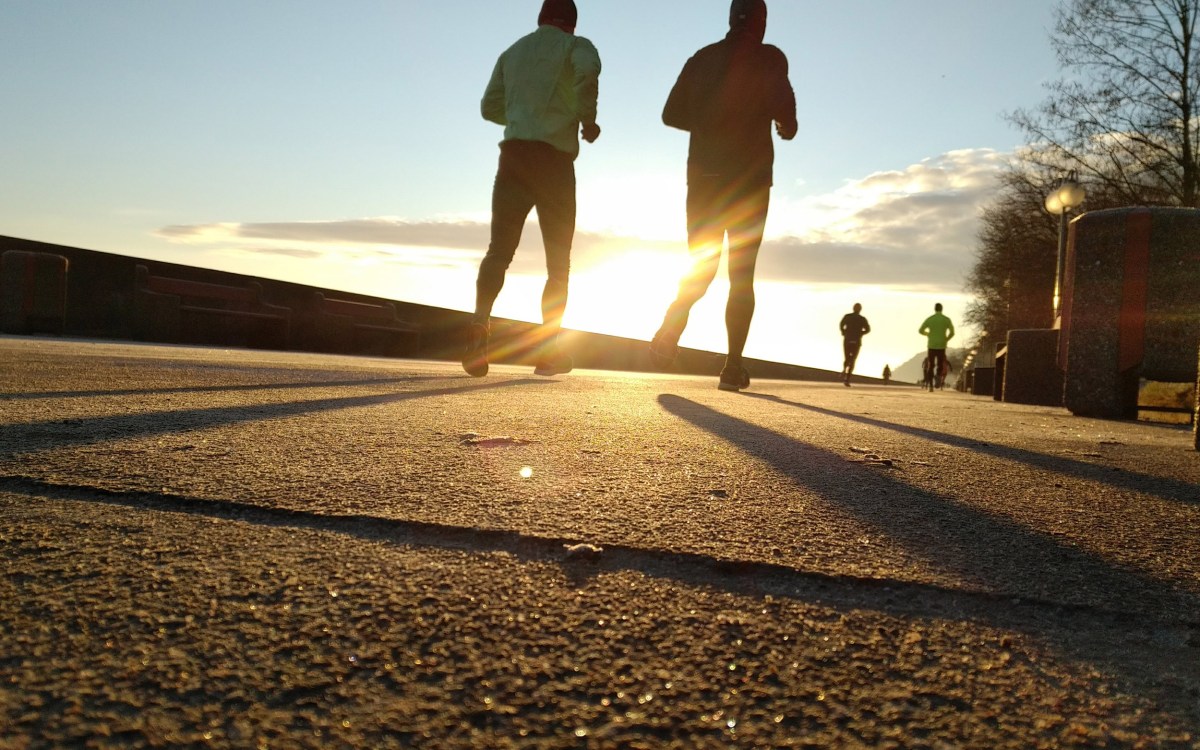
[581,122,601,143]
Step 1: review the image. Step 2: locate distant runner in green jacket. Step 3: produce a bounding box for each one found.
[918,303,955,389]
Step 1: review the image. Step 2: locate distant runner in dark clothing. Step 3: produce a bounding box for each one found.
[839,302,870,386]
[648,0,798,392]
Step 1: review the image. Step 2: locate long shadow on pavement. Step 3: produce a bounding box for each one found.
[4,469,1198,732]
[657,394,1197,622]
[744,392,1199,506]
[0,378,547,459]
[0,376,448,401]
[654,394,1200,729]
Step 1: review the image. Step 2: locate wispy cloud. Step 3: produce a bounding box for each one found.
[156,218,681,276]
[157,218,490,252]
[760,148,1005,288]
[156,148,1005,293]
[157,219,493,272]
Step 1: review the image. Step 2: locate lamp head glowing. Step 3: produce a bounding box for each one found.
[1058,180,1085,209]
[1045,173,1085,215]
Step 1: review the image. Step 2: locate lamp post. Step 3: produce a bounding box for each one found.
[1044,171,1086,323]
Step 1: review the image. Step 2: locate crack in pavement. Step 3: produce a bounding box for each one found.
[4,474,1197,636]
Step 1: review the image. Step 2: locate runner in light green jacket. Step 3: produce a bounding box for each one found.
[464,0,602,379]
[919,303,955,389]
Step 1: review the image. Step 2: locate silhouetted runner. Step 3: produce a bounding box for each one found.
[647,0,797,392]
[839,302,870,386]
[462,0,601,378]
[918,302,955,392]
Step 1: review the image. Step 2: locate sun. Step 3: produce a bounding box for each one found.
[563,249,692,341]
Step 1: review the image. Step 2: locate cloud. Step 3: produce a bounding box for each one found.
[157,218,491,251]
[155,148,1006,293]
[231,245,325,261]
[760,148,1005,288]
[757,237,963,289]
[156,217,680,276]
[157,218,493,272]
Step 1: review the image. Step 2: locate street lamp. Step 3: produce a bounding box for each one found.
[1044,171,1086,323]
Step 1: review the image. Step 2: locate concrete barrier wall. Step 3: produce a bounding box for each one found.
[970,366,994,396]
[1002,329,1063,406]
[0,235,860,383]
[1060,207,1200,418]
[1,250,69,334]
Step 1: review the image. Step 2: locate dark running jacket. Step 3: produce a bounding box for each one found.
[662,30,797,186]
[840,312,871,343]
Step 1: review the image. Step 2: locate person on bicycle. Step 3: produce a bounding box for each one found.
[918,303,954,391]
[938,357,952,389]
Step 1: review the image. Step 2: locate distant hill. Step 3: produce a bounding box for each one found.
[892,348,968,385]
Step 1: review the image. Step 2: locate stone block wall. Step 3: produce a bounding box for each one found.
[0,250,69,335]
[1002,329,1062,406]
[0,235,862,383]
[1060,207,1200,419]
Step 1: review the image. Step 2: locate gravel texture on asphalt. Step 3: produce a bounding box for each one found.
[1,337,1198,748]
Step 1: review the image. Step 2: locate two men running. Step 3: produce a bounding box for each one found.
[465,0,797,393]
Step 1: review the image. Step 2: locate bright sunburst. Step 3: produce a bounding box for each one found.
[564,249,692,340]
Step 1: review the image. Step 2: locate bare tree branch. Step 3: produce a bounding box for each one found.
[1008,0,1200,206]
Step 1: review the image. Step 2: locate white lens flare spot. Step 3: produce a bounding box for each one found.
[519,466,534,479]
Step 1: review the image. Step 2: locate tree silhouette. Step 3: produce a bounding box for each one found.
[1009,0,1200,207]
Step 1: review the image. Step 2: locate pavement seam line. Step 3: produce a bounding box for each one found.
[3,472,1198,632]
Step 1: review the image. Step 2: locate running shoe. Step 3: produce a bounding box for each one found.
[718,363,751,392]
[534,351,574,377]
[461,322,489,377]
[648,332,679,369]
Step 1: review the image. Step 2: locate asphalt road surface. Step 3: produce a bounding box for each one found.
[2,336,1198,748]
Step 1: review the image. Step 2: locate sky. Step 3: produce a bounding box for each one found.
[0,0,1063,377]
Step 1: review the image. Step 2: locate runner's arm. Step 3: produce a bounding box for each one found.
[481,59,507,126]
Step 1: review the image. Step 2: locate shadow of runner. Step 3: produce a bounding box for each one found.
[657,394,1198,623]
[0,376,449,401]
[4,472,1198,734]
[0,378,548,459]
[744,392,1199,506]
[657,393,1200,729]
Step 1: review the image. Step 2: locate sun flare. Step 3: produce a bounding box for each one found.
[564,250,691,340]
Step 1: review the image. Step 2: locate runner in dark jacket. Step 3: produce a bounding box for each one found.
[648,0,798,392]
[839,303,870,386]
